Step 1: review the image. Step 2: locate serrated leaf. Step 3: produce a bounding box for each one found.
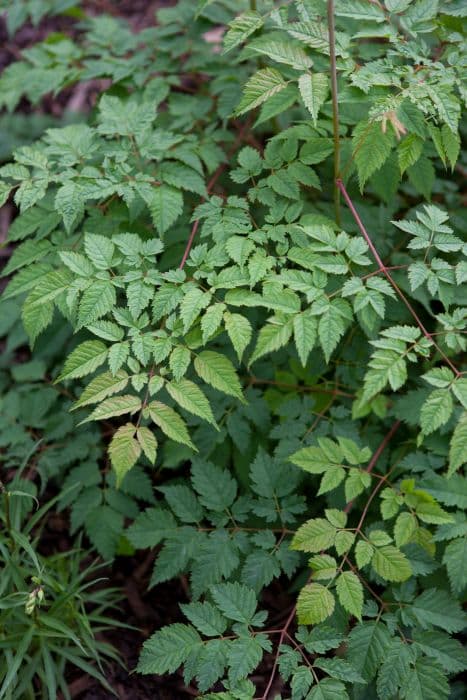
[169,346,191,381]
[136,426,157,464]
[249,320,293,365]
[376,637,413,700]
[148,401,195,450]
[166,379,217,427]
[297,583,335,624]
[291,518,336,553]
[84,233,114,270]
[191,459,237,512]
[223,10,263,54]
[420,389,453,436]
[194,350,244,401]
[109,423,141,486]
[293,311,317,366]
[442,537,467,595]
[137,624,202,674]
[146,185,183,234]
[298,73,328,125]
[411,588,467,633]
[372,545,412,581]
[235,68,288,117]
[347,622,392,682]
[352,120,394,191]
[77,280,116,328]
[448,411,467,476]
[82,394,142,423]
[336,571,363,620]
[224,312,252,362]
[73,370,129,409]
[402,658,449,700]
[58,341,108,381]
[210,582,257,624]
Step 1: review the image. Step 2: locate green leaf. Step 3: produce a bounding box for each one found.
[84,233,114,270]
[126,507,177,548]
[293,311,317,366]
[251,39,313,71]
[335,571,363,620]
[191,459,237,512]
[352,120,394,191]
[180,288,211,333]
[402,658,449,700]
[82,394,142,422]
[297,583,335,625]
[201,303,225,343]
[317,299,352,362]
[210,582,257,624]
[249,319,293,365]
[371,545,412,581]
[137,624,202,674]
[73,370,129,409]
[227,636,265,685]
[298,73,328,125]
[194,350,244,401]
[376,637,413,700]
[235,68,288,117]
[1,239,51,277]
[355,540,374,569]
[448,411,467,476]
[109,423,141,486]
[413,630,467,674]
[169,346,191,381]
[148,401,196,450]
[224,312,252,362]
[55,180,84,231]
[58,341,108,381]
[291,518,336,553]
[223,10,263,54]
[420,389,453,436]
[347,622,392,682]
[146,184,183,234]
[443,537,467,595]
[136,426,158,464]
[166,379,217,427]
[335,0,386,21]
[77,280,116,328]
[180,601,227,637]
[411,588,467,633]
[308,679,348,700]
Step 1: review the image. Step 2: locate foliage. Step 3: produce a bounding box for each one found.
[0,0,466,697]
[0,486,122,699]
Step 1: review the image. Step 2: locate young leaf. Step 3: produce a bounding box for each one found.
[148,401,196,450]
[58,341,108,381]
[298,73,328,125]
[297,583,335,625]
[109,423,141,486]
[194,351,244,401]
[336,571,363,620]
[166,379,218,427]
[235,69,288,117]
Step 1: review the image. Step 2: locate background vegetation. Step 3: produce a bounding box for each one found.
[0,0,465,698]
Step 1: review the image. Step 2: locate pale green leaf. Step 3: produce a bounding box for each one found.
[297,583,335,624]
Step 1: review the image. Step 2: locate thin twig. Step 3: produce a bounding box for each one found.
[261,604,297,699]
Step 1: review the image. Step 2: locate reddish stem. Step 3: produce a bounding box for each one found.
[344,420,401,513]
[261,604,297,699]
[336,179,460,377]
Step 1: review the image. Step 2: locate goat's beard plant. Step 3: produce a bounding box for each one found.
[0,0,466,697]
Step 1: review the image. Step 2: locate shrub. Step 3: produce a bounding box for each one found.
[0,0,465,697]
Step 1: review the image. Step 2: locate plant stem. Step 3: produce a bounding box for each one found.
[327,0,341,226]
